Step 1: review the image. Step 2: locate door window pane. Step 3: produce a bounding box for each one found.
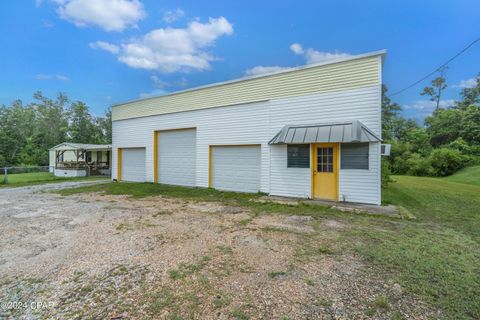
[317,147,334,172]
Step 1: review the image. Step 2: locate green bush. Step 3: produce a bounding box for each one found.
[389,141,412,174]
[381,158,393,187]
[448,138,480,156]
[405,153,433,176]
[429,148,467,177]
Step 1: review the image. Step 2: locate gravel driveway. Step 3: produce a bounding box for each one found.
[0,182,434,319]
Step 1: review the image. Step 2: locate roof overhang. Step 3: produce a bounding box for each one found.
[268,120,381,145]
[50,143,112,151]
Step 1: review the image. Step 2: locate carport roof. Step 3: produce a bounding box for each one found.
[49,143,112,151]
[268,120,381,145]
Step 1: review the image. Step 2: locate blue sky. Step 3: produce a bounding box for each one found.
[0,0,479,121]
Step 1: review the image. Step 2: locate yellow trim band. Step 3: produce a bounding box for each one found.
[117,148,122,181]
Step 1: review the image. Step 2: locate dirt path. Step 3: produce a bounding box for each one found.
[0,182,435,319]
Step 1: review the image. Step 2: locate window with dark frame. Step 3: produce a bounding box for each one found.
[287,144,310,168]
[341,143,369,169]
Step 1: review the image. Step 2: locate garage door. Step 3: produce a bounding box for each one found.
[121,148,146,182]
[158,129,196,186]
[211,145,261,193]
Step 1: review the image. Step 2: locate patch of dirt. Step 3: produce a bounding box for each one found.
[323,219,350,229]
[0,184,439,319]
[252,214,316,234]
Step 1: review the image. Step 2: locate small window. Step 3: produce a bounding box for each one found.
[287,144,310,168]
[341,143,369,170]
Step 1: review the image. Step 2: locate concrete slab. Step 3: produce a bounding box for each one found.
[256,196,412,219]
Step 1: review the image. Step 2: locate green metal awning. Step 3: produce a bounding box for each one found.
[268,120,381,145]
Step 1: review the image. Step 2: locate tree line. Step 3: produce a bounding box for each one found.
[0,92,111,167]
[382,72,480,179]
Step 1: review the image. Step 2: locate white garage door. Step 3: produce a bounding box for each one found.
[158,129,196,186]
[211,145,261,193]
[121,148,146,182]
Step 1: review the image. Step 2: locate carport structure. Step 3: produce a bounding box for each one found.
[49,143,112,177]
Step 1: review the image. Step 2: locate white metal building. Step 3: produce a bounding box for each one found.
[112,50,386,205]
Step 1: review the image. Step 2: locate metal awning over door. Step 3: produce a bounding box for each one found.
[268,120,381,145]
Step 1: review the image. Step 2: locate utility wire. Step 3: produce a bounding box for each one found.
[388,36,480,97]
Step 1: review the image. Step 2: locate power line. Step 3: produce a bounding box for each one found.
[388,36,480,98]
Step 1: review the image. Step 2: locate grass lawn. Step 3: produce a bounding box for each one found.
[56,166,480,319]
[0,172,108,188]
[444,165,480,187]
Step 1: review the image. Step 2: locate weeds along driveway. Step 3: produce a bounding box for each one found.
[0,182,436,319]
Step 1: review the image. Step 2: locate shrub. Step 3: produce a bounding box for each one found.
[429,148,467,176]
[388,141,412,174]
[381,158,393,187]
[448,138,480,156]
[405,153,433,176]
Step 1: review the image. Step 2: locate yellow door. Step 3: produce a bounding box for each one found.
[312,143,339,201]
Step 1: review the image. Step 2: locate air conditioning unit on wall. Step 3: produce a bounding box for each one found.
[381,144,391,156]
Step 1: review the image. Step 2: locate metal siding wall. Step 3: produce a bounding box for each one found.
[267,86,381,203]
[269,145,311,197]
[339,142,381,204]
[112,100,270,191]
[112,84,381,204]
[112,56,380,121]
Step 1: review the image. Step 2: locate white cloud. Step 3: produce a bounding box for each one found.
[454,78,478,89]
[243,43,351,76]
[289,43,303,55]
[139,89,168,98]
[35,74,70,81]
[163,9,185,23]
[403,99,455,111]
[245,65,290,76]
[175,77,188,87]
[150,75,169,88]
[290,43,351,64]
[98,17,233,73]
[54,0,145,32]
[89,41,120,54]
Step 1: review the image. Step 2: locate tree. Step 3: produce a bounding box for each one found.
[403,128,432,156]
[0,100,35,165]
[425,108,463,147]
[96,107,112,144]
[459,105,480,145]
[31,91,69,164]
[421,67,448,110]
[381,85,402,140]
[68,101,102,144]
[455,75,480,110]
[392,117,418,141]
